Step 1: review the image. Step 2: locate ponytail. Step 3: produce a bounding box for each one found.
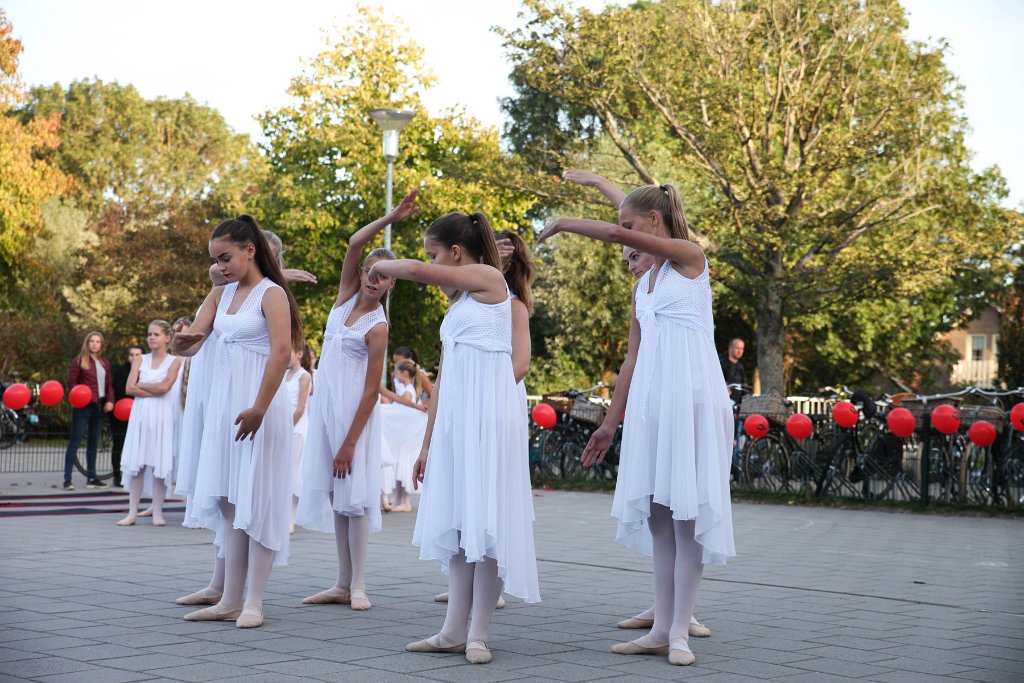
[395,359,422,401]
[621,183,692,241]
[425,212,501,269]
[495,229,535,312]
[211,215,305,351]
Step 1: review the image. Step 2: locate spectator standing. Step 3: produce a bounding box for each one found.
[719,339,746,402]
[63,331,116,490]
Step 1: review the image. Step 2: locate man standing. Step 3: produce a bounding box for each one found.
[719,338,746,403]
[111,345,143,487]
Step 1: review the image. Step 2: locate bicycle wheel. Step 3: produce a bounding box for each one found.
[960,442,993,505]
[742,434,790,492]
[73,421,116,481]
[998,441,1024,508]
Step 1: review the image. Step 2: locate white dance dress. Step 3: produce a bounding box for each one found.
[613,260,735,565]
[121,353,181,495]
[296,294,385,534]
[186,278,294,565]
[412,289,540,603]
[175,328,216,499]
[379,379,427,496]
[284,367,310,495]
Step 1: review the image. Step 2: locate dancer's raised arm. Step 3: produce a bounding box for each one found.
[563,169,626,208]
[337,189,419,306]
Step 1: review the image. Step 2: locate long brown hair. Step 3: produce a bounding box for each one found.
[425,212,501,269]
[495,229,535,312]
[395,359,422,401]
[210,215,304,350]
[76,331,105,370]
[621,184,691,241]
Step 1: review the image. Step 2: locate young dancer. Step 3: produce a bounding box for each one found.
[173,233,314,608]
[367,211,540,665]
[296,191,417,611]
[391,346,432,404]
[171,215,303,629]
[286,345,312,532]
[116,320,183,527]
[379,359,428,513]
[539,183,734,666]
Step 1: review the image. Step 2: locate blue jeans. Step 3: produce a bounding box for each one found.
[63,403,104,481]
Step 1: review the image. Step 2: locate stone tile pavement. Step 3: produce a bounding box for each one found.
[1,486,1022,682]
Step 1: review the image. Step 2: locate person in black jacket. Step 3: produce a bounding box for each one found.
[110,345,143,487]
[719,338,746,402]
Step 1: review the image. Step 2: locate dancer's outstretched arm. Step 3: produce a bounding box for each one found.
[336,190,418,306]
[367,260,506,304]
[538,217,704,272]
[563,170,626,208]
[171,286,222,357]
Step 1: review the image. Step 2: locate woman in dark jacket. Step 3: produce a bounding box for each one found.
[63,331,115,490]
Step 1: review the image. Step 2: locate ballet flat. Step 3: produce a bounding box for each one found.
[466,641,492,664]
[496,595,506,609]
[617,617,654,629]
[138,507,154,517]
[302,589,351,605]
[116,517,136,527]
[183,607,242,622]
[690,621,711,638]
[350,590,372,611]
[668,638,695,666]
[611,640,669,656]
[175,591,223,606]
[406,636,467,653]
[236,607,263,629]
[434,592,449,602]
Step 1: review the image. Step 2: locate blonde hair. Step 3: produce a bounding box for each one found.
[621,183,691,241]
[77,331,106,370]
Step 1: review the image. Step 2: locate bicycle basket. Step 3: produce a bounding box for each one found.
[901,396,962,430]
[959,405,1006,432]
[737,394,791,422]
[570,398,607,426]
[541,393,574,414]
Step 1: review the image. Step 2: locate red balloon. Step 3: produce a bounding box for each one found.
[38,380,64,407]
[69,384,93,409]
[967,420,996,447]
[832,401,859,428]
[786,413,813,440]
[2,383,31,411]
[886,407,916,438]
[930,404,961,435]
[114,398,134,422]
[1011,403,1024,432]
[531,402,557,429]
[744,414,769,439]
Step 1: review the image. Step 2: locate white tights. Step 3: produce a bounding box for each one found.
[332,513,369,591]
[439,549,503,646]
[126,469,165,521]
[644,502,703,644]
[218,498,276,612]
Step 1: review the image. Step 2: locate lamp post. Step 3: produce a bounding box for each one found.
[368,108,415,252]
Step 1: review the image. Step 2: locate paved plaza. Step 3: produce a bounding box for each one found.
[1,483,1022,683]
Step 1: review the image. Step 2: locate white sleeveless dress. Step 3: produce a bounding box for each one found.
[121,353,181,494]
[176,318,217,499]
[296,294,386,534]
[284,367,310,495]
[613,260,735,565]
[379,378,428,496]
[413,289,540,603]
[186,279,294,565]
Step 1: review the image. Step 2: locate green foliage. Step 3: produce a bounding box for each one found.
[997,239,1024,390]
[500,0,1016,394]
[257,7,538,368]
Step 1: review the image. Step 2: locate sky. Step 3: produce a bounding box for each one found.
[5,0,1023,208]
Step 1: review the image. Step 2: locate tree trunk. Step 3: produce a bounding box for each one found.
[755,282,786,397]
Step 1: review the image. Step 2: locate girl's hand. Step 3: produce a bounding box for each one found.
[333,442,355,479]
[389,189,419,223]
[563,170,604,187]
[417,403,428,413]
[173,332,206,348]
[292,410,301,426]
[366,260,398,285]
[234,407,265,441]
[412,450,428,490]
[283,268,317,284]
[103,402,114,413]
[537,218,564,244]
[496,238,514,263]
[581,423,615,467]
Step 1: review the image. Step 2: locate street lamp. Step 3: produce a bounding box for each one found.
[368,108,415,252]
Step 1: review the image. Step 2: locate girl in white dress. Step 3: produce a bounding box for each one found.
[297,190,417,611]
[379,359,428,512]
[171,215,303,629]
[368,210,540,665]
[173,234,315,608]
[565,171,713,640]
[538,183,735,666]
[117,320,183,527]
[285,346,312,533]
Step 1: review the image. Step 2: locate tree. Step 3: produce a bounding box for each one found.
[258,7,538,368]
[998,237,1024,390]
[500,0,1015,395]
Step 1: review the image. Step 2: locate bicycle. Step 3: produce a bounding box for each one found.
[532,383,620,484]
